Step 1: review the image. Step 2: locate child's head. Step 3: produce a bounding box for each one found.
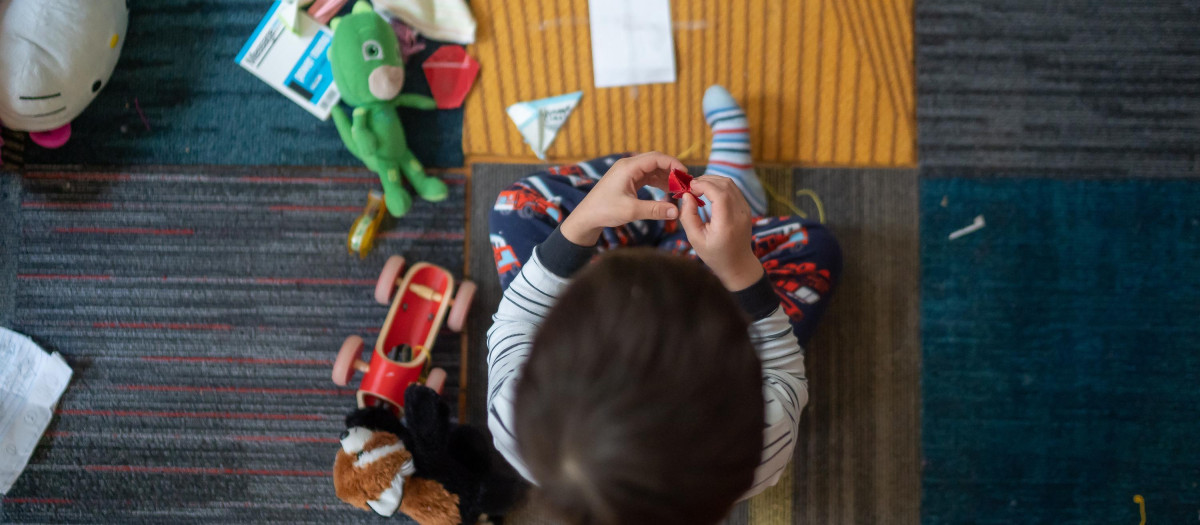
[514,248,765,525]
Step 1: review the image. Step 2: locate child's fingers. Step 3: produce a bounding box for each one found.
[677,194,706,245]
[617,152,685,191]
[632,199,680,221]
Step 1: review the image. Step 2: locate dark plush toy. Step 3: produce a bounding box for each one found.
[334,385,527,524]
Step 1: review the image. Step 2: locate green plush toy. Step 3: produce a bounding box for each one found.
[329,1,447,217]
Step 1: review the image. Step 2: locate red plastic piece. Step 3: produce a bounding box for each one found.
[422,46,480,110]
[668,168,705,206]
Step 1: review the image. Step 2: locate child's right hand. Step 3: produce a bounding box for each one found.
[679,176,765,291]
[560,152,685,246]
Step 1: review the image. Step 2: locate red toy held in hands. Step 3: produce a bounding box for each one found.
[332,255,476,416]
[669,168,705,206]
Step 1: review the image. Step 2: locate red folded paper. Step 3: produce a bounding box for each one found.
[422,45,480,110]
[668,168,705,206]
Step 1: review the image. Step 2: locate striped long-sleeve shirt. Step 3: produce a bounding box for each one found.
[486,228,808,500]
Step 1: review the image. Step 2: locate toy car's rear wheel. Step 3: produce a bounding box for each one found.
[374,255,406,305]
[446,280,476,332]
[333,335,365,386]
[424,367,447,395]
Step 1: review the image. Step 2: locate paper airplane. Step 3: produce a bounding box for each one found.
[506,91,582,160]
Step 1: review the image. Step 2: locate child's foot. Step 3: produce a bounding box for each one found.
[701,85,768,216]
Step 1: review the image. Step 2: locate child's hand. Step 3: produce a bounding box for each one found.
[560,152,685,246]
[679,176,765,291]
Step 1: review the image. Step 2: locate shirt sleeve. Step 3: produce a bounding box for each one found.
[486,228,594,482]
[742,302,809,499]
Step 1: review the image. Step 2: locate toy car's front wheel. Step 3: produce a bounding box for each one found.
[424,367,447,395]
[374,255,406,305]
[333,335,365,386]
[447,280,476,332]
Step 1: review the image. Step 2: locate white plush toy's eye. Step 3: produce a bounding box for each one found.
[340,427,372,454]
[362,40,383,61]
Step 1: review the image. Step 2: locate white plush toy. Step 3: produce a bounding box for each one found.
[0,0,129,148]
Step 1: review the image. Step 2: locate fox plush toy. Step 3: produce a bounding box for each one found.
[328,1,447,217]
[333,385,526,524]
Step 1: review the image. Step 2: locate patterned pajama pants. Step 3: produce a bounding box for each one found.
[488,154,842,346]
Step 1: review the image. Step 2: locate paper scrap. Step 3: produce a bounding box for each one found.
[587,0,676,88]
[668,168,704,206]
[236,0,341,120]
[948,215,985,240]
[0,328,72,493]
[506,92,582,160]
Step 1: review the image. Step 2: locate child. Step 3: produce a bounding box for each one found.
[486,86,842,524]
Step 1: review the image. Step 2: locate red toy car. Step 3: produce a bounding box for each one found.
[332,255,475,416]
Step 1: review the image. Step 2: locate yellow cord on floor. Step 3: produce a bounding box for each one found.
[761,184,828,224]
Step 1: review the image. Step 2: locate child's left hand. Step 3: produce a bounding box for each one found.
[560,152,686,246]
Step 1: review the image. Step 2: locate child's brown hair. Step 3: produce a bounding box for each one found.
[514,248,764,525]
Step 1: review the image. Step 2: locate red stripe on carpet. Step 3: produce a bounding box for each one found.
[57,409,327,421]
[84,465,329,477]
[252,277,375,286]
[267,205,359,212]
[114,385,350,396]
[232,435,340,443]
[22,202,113,209]
[377,231,466,240]
[238,176,375,184]
[53,227,195,235]
[18,273,112,281]
[141,356,333,366]
[24,172,132,181]
[93,322,234,331]
[2,498,74,505]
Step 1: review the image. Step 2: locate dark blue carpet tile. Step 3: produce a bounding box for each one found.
[0,166,465,523]
[921,177,1200,524]
[0,174,19,325]
[23,0,463,168]
[917,2,1200,177]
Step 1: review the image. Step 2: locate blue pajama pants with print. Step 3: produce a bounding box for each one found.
[488,154,842,346]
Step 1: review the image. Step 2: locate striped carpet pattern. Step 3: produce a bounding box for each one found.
[1,166,466,523]
[463,0,915,166]
[917,1,1200,177]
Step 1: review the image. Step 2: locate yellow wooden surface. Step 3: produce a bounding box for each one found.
[462,0,915,166]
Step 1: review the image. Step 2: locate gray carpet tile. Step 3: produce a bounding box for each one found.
[1,165,466,523]
[917,1,1200,177]
[790,168,921,525]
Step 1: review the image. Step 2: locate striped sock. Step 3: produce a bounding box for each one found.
[701,85,768,218]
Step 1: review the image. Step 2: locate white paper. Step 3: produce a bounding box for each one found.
[588,0,676,88]
[507,92,583,159]
[0,328,72,493]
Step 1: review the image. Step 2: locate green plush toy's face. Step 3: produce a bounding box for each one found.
[329,1,405,106]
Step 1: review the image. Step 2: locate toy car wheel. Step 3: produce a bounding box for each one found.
[424,367,447,395]
[446,280,476,332]
[333,335,365,386]
[374,255,406,305]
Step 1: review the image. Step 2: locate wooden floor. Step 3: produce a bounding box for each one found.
[467,163,921,524]
[462,0,916,166]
